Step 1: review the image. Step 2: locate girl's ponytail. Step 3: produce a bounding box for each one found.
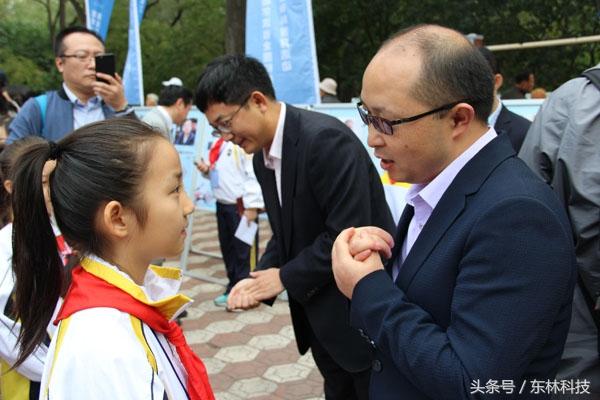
[12,142,63,367]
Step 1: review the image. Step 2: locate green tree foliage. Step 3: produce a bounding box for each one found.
[0,0,226,99]
[313,0,600,100]
[2,0,599,100]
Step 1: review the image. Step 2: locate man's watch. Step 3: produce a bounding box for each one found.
[114,104,131,113]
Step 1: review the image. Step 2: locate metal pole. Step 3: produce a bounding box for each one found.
[488,35,600,51]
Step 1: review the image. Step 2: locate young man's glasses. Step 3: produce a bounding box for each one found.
[211,95,251,136]
[356,100,467,135]
[60,51,105,63]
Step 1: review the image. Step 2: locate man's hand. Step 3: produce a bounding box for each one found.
[227,278,261,310]
[227,268,284,310]
[194,158,210,174]
[243,208,258,226]
[92,72,127,111]
[332,228,385,299]
[247,268,284,300]
[348,226,394,261]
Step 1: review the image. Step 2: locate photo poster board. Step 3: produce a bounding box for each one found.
[502,99,544,121]
[310,103,410,223]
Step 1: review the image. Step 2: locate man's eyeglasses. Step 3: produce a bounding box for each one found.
[211,95,251,136]
[60,51,105,63]
[356,100,467,135]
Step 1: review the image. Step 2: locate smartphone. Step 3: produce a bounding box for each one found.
[95,53,115,83]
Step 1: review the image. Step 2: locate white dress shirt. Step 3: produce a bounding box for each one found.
[63,83,105,130]
[263,102,286,206]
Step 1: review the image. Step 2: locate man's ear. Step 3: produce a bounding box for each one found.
[249,91,270,113]
[3,180,12,195]
[174,98,185,108]
[494,73,504,92]
[450,103,476,139]
[55,57,65,73]
[99,200,134,239]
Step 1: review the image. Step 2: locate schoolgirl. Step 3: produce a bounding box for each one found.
[11,119,214,399]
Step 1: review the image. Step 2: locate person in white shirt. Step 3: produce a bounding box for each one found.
[195,137,263,307]
[142,85,193,140]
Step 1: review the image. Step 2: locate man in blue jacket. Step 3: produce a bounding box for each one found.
[332,24,577,399]
[8,26,132,143]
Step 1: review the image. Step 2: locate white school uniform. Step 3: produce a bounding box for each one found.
[40,256,193,400]
[0,223,47,391]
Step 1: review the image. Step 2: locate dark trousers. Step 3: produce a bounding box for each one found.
[216,202,251,293]
[308,326,370,400]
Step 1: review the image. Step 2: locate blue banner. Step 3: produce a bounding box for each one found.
[85,0,115,40]
[246,0,320,105]
[123,0,146,105]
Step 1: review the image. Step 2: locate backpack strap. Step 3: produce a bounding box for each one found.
[581,69,600,91]
[34,93,48,135]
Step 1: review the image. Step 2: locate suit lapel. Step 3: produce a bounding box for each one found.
[256,153,283,244]
[280,105,300,257]
[494,105,510,133]
[397,134,515,290]
[397,187,466,289]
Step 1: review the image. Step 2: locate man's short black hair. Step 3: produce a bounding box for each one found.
[478,47,500,75]
[514,71,532,84]
[158,85,193,107]
[195,55,276,112]
[54,26,105,57]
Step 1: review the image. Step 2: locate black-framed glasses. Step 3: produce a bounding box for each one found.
[210,95,251,136]
[357,100,467,135]
[60,51,105,63]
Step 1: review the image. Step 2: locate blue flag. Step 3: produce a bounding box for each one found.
[246,0,320,104]
[123,0,146,105]
[85,0,115,40]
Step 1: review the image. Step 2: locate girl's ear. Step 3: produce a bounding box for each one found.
[100,200,134,239]
[3,179,13,195]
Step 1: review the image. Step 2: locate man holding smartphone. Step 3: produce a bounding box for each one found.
[8,26,133,143]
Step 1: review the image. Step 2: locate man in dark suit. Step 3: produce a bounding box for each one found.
[479,47,531,152]
[332,24,577,399]
[194,55,395,400]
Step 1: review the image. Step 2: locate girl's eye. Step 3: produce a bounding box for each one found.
[172,185,181,194]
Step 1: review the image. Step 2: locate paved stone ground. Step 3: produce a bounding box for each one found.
[178,210,325,400]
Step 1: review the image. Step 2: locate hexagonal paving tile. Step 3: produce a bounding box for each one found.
[278,325,295,340]
[180,306,205,320]
[263,363,312,383]
[235,310,274,325]
[198,299,224,312]
[297,350,317,368]
[206,320,245,334]
[184,328,215,344]
[228,377,277,398]
[215,345,260,363]
[248,334,291,350]
[264,302,290,315]
[202,357,226,374]
[214,393,243,400]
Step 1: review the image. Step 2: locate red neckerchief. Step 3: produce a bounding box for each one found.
[55,234,73,265]
[56,266,214,400]
[208,138,224,169]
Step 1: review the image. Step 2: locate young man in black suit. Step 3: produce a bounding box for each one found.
[195,55,395,400]
[478,47,531,152]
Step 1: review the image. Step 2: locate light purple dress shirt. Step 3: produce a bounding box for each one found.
[392,128,498,280]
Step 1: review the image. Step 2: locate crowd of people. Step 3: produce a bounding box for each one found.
[0,21,597,400]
